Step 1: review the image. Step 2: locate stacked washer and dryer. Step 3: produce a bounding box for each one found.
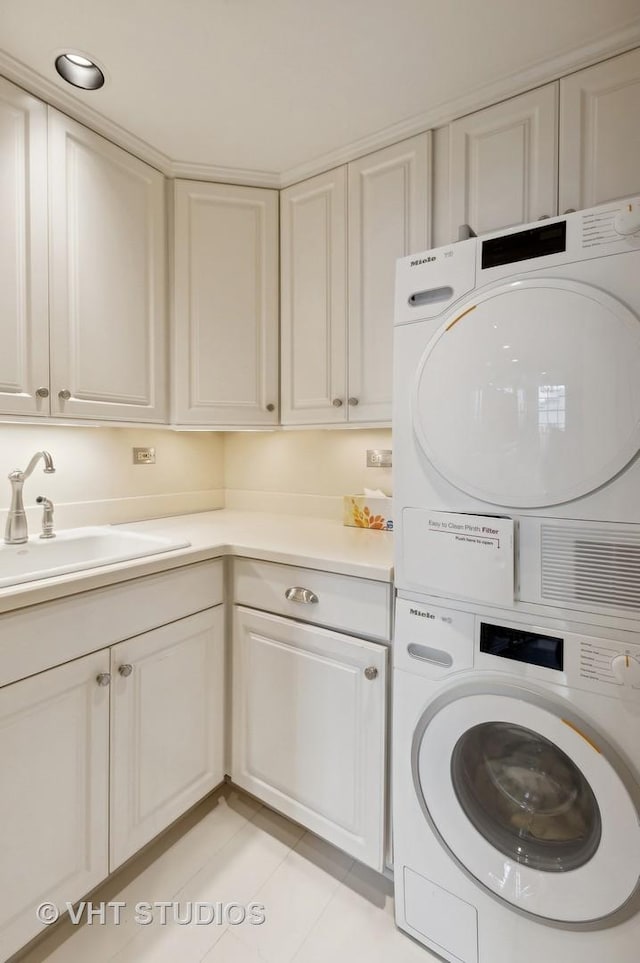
[391,199,640,962]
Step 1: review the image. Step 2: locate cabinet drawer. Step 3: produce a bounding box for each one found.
[0,559,223,688]
[233,558,391,641]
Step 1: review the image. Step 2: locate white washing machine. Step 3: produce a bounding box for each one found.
[393,199,640,627]
[392,595,640,963]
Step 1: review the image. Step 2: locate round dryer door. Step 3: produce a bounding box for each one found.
[412,278,640,507]
[412,684,640,925]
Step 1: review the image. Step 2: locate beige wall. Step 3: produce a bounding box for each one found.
[224,428,392,518]
[0,424,392,528]
[0,425,224,529]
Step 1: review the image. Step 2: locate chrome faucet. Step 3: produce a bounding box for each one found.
[36,496,55,539]
[4,451,56,545]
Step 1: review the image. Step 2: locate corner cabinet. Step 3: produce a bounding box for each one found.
[48,109,167,422]
[171,180,279,426]
[0,77,49,417]
[559,47,640,212]
[281,134,430,426]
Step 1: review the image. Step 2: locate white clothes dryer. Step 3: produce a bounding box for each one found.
[392,594,640,963]
[393,199,640,626]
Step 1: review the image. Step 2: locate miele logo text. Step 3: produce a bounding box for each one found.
[409,608,435,619]
[410,256,436,266]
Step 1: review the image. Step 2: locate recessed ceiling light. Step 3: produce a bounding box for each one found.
[55,52,105,90]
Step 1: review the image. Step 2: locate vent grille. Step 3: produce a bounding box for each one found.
[541,525,640,614]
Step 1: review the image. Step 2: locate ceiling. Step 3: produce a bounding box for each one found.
[1,0,640,184]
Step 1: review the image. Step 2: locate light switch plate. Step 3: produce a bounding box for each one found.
[366,449,392,468]
[133,447,156,465]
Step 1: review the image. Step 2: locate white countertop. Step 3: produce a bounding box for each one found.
[0,510,394,614]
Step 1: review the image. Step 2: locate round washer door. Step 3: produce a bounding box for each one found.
[413,685,640,924]
[412,279,640,507]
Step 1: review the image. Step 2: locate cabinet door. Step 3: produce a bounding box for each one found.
[0,78,49,417]
[448,84,558,239]
[110,607,224,869]
[348,135,430,423]
[172,181,279,426]
[281,168,348,424]
[48,109,167,423]
[0,651,109,961]
[560,48,640,212]
[232,606,387,869]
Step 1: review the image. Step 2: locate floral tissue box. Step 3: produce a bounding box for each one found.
[343,496,393,531]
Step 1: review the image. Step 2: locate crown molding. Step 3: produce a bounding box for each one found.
[169,159,280,189]
[1,21,640,190]
[279,21,640,187]
[0,49,173,173]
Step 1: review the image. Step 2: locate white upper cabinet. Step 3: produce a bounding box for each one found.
[281,142,430,428]
[0,78,49,417]
[560,47,640,212]
[348,134,430,422]
[172,180,279,426]
[281,167,348,425]
[48,109,167,422]
[447,84,559,239]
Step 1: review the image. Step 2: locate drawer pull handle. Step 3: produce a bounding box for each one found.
[96,672,111,687]
[285,587,319,604]
[118,664,133,678]
[364,666,379,680]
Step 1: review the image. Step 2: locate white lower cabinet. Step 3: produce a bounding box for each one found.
[0,562,225,961]
[0,650,110,962]
[232,606,388,870]
[110,607,225,868]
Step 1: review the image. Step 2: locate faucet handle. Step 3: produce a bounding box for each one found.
[36,496,55,540]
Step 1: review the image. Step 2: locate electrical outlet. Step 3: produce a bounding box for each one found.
[133,447,156,465]
[366,449,392,468]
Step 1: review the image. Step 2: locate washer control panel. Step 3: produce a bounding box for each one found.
[395,595,640,700]
[580,638,640,691]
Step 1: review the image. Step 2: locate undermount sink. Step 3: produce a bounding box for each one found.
[0,526,191,588]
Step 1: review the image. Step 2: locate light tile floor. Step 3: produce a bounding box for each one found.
[16,785,438,963]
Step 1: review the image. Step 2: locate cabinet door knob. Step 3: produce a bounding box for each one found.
[285,587,319,604]
[266,403,275,412]
[364,666,378,680]
[96,672,111,687]
[35,387,49,399]
[348,397,359,406]
[332,398,343,407]
[118,664,133,678]
[537,214,550,221]
[58,389,71,401]
[563,208,577,214]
